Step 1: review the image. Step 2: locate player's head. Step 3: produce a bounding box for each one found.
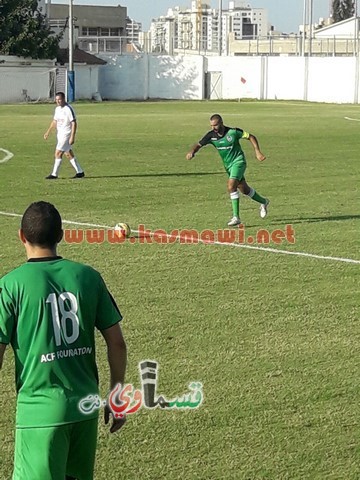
[55,92,66,107]
[20,201,63,248]
[210,114,224,134]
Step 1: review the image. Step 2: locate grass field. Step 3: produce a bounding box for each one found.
[0,100,359,479]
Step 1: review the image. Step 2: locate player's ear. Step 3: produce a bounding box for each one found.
[18,229,27,245]
[57,229,64,243]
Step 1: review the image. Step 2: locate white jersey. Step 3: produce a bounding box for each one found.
[54,104,76,137]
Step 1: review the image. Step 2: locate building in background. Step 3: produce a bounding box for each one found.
[149,0,269,55]
[41,0,282,57]
[42,1,340,58]
[226,1,268,39]
[47,3,127,54]
[126,18,142,42]
[126,17,143,52]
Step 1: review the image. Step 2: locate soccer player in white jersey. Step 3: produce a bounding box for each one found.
[44,92,85,179]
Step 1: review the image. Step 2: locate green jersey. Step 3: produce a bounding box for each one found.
[0,257,122,428]
[199,126,250,169]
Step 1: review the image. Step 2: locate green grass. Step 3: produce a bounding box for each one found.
[0,100,359,479]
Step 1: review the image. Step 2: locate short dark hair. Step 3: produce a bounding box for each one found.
[55,92,65,99]
[210,114,223,122]
[21,201,62,247]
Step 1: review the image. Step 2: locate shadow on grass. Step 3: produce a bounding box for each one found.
[242,215,360,229]
[271,214,360,224]
[85,172,224,179]
[242,214,360,229]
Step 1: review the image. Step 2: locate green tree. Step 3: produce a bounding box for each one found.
[0,0,61,59]
[332,0,355,23]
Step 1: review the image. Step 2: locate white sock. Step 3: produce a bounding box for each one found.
[52,158,62,176]
[70,157,83,174]
[247,187,255,198]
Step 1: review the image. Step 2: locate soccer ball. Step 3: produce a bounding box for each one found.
[114,222,131,238]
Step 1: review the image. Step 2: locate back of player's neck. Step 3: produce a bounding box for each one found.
[26,247,58,260]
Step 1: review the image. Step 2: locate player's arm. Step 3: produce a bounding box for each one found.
[0,343,6,370]
[0,282,14,368]
[101,323,127,389]
[186,131,212,160]
[186,143,202,160]
[69,120,77,145]
[44,120,57,140]
[101,323,127,433]
[246,132,266,162]
[95,278,126,388]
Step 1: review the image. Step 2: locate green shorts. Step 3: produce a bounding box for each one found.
[226,162,246,181]
[13,418,98,480]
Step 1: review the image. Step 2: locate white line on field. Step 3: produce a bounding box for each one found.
[344,116,360,122]
[0,210,359,265]
[0,148,14,163]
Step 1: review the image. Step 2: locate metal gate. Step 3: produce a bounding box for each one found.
[205,71,223,100]
[52,67,67,99]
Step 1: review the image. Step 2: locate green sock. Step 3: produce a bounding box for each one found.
[248,188,267,204]
[230,192,240,217]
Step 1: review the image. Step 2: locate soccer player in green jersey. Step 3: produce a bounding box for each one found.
[0,201,127,480]
[186,114,269,226]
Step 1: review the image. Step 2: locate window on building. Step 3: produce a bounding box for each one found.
[82,27,98,36]
[243,23,257,38]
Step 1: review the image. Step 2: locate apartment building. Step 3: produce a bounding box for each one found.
[47,3,127,54]
[126,18,142,43]
[149,0,269,54]
[227,1,268,39]
[150,2,219,53]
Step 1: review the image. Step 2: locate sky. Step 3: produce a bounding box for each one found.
[54,1,331,34]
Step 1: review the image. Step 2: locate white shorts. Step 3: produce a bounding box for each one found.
[56,135,72,153]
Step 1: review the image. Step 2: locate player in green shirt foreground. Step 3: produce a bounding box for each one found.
[0,201,127,480]
[186,114,269,226]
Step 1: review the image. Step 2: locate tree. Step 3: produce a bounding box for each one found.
[331,0,355,23]
[0,0,61,59]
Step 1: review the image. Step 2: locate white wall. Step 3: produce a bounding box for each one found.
[148,55,204,99]
[315,18,357,38]
[206,56,262,99]
[265,57,306,101]
[307,57,357,103]
[98,55,148,100]
[205,55,360,103]
[98,54,204,100]
[1,54,360,104]
[75,65,100,100]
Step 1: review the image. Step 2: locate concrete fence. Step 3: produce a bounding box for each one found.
[1,54,360,104]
